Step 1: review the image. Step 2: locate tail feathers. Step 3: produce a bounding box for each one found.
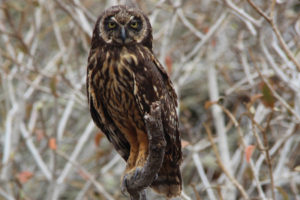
[151,165,182,198]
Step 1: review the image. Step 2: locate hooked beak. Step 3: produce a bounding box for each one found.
[120,27,126,43]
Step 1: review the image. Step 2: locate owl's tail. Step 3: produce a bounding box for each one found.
[150,161,182,198]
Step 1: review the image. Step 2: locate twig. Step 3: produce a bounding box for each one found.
[122,102,166,200]
[192,153,217,200]
[176,8,204,39]
[246,0,300,71]
[273,124,296,178]
[1,85,18,167]
[23,51,65,99]
[203,123,249,200]
[48,0,66,51]
[181,12,227,64]
[0,187,14,200]
[75,180,92,200]
[222,0,260,35]
[261,112,276,200]
[181,191,192,200]
[158,8,178,64]
[236,32,254,86]
[260,36,299,92]
[55,150,114,200]
[100,154,122,174]
[270,0,276,20]
[19,123,53,181]
[57,94,76,141]
[251,121,296,195]
[249,50,300,122]
[207,63,235,198]
[51,121,95,199]
[71,0,97,22]
[54,0,92,37]
[219,103,267,199]
[56,121,95,184]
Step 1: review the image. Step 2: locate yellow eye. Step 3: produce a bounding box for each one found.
[108,22,116,29]
[130,21,138,29]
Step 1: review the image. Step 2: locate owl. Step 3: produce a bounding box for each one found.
[86,5,182,198]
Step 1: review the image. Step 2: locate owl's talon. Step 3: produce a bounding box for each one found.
[133,167,143,179]
[121,167,143,193]
[121,174,129,195]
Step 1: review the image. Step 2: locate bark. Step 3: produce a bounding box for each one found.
[122,102,166,200]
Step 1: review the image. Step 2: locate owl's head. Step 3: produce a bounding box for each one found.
[93,5,152,49]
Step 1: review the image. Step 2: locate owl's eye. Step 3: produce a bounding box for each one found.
[130,21,138,29]
[108,21,116,29]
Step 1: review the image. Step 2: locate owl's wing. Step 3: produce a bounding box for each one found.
[87,64,130,161]
[89,99,130,160]
[133,53,181,163]
[131,49,182,198]
[151,56,178,108]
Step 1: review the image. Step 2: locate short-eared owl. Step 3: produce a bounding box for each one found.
[86,5,182,197]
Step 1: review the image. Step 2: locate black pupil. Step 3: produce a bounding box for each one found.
[130,19,141,30]
[104,16,117,30]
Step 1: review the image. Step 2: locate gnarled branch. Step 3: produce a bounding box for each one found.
[122,102,166,200]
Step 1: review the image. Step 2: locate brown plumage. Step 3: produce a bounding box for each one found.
[86,5,182,197]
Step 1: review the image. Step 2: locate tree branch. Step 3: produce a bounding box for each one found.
[246,0,300,71]
[122,102,166,200]
[203,123,250,200]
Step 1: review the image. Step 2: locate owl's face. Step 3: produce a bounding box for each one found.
[96,6,152,48]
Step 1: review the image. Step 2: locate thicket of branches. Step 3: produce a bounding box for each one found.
[0,0,299,199]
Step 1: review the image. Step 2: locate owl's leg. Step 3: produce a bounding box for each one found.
[116,122,138,172]
[120,126,140,195]
[135,128,149,167]
[125,132,139,172]
[126,144,138,172]
[122,128,148,179]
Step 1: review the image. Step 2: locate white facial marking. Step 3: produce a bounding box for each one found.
[111,16,117,22]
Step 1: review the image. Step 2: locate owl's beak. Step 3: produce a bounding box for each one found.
[120,27,126,43]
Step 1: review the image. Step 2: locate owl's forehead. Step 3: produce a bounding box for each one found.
[114,10,134,24]
[105,8,141,24]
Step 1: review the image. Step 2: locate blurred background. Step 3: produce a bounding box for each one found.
[0,0,300,199]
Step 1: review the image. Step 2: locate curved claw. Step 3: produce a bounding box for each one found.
[121,167,143,195]
[121,174,129,196]
[132,167,143,179]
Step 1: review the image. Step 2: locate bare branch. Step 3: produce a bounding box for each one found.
[246,0,300,71]
[122,102,166,200]
[204,123,249,200]
[19,123,53,181]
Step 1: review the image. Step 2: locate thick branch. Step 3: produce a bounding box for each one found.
[123,102,166,200]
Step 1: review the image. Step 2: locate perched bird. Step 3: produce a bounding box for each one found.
[86,5,182,197]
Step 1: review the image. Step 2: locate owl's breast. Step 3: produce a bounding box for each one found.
[95,48,144,130]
